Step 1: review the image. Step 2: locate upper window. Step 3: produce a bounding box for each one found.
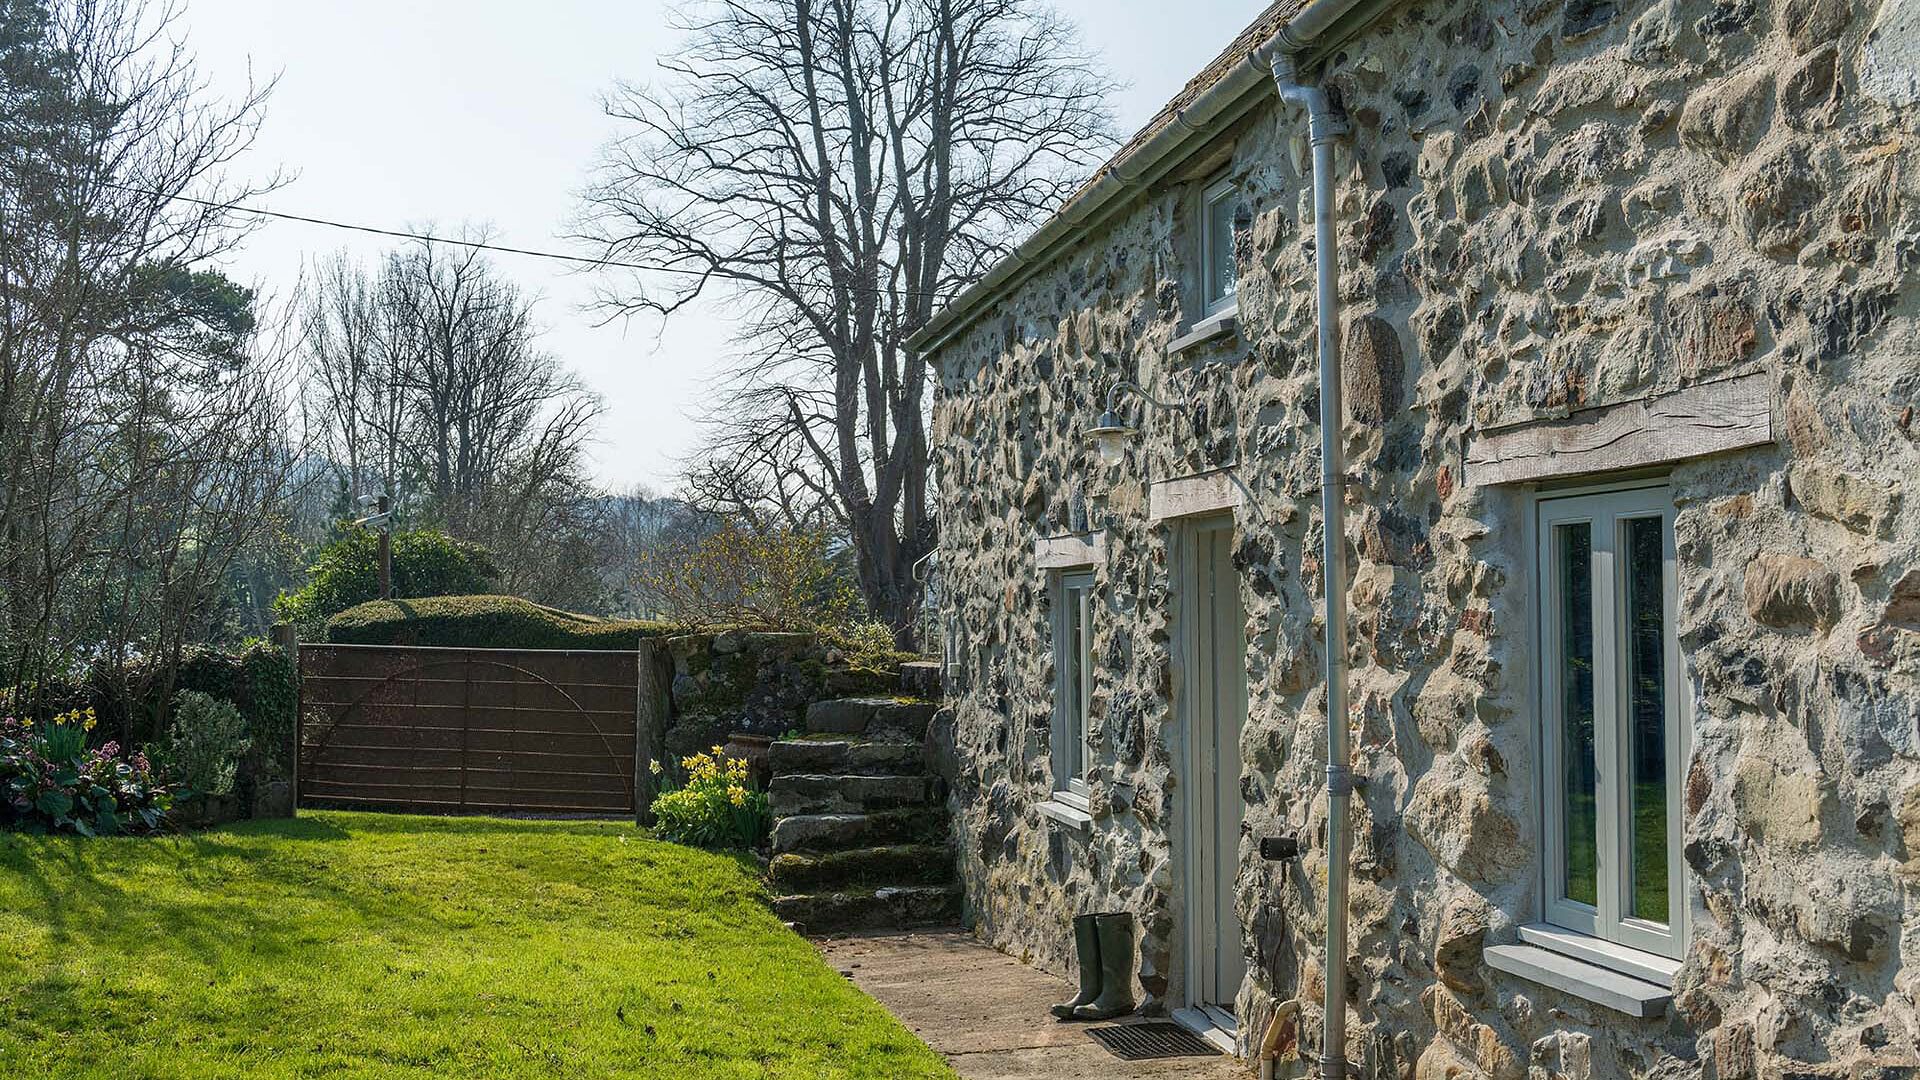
[1537,485,1684,960]
[1200,177,1238,317]
[1052,569,1095,804]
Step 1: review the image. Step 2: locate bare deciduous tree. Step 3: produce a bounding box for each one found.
[299,238,608,611]
[0,0,307,719]
[578,0,1115,647]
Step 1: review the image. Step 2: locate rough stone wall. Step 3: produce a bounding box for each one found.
[659,631,896,765]
[929,1,1920,1077]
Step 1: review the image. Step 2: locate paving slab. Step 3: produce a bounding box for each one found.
[817,930,1250,1079]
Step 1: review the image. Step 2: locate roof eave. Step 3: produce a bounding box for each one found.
[907,0,1400,362]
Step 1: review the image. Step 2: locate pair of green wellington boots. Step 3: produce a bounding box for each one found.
[1050,912,1136,1021]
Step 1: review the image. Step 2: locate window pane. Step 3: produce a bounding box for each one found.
[1625,516,1669,924]
[1207,192,1236,306]
[1064,581,1087,780]
[1558,523,1598,908]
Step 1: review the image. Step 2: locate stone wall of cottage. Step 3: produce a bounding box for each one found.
[929,1,1920,1077]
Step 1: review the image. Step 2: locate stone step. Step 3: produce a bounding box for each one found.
[768,844,955,892]
[804,697,938,739]
[898,661,943,700]
[768,773,932,817]
[772,884,962,935]
[771,809,948,855]
[768,738,925,777]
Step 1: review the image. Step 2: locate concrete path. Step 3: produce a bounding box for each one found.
[817,930,1250,1079]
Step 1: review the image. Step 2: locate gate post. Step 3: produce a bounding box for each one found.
[272,622,300,817]
[634,639,672,827]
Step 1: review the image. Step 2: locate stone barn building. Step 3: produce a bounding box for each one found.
[909,0,1920,1077]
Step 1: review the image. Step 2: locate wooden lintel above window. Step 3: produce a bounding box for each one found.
[1148,468,1244,523]
[1465,371,1774,487]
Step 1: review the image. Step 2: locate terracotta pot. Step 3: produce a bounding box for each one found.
[723,733,774,790]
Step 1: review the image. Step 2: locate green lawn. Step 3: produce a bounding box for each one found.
[0,812,957,1080]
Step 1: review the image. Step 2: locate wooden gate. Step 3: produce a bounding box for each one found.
[298,644,641,816]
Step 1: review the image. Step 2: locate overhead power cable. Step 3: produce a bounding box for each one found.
[115,184,962,303]
[113,183,704,276]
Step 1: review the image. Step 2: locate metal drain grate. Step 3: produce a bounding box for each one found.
[1085,1022,1223,1061]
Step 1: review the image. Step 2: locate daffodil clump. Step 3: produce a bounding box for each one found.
[649,747,770,850]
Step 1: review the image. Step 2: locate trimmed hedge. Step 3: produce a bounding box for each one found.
[324,595,671,651]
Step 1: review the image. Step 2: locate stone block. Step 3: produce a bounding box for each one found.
[771,809,946,855]
[1435,894,1492,992]
[1885,571,1920,630]
[1744,553,1840,630]
[1778,0,1852,53]
[768,774,931,816]
[1343,313,1407,425]
[1679,67,1775,160]
[771,884,962,934]
[1731,753,1825,848]
[804,697,939,738]
[768,844,955,891]
[898,660,943,700]
[1407,764,1526,883]
[806,697,881,735]
[768,739,925,777]
[1792,464,1900,538]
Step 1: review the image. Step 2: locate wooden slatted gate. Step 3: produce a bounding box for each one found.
[298,644,640,816]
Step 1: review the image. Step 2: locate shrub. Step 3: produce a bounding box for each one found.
[275,526,500,636]
[649,749,770,850]
[0,710,169,836]
[325,595,672,651]
[152,691,251,799]
[635,523,858,633]
[174,644,298,780]
[819,618,923,680]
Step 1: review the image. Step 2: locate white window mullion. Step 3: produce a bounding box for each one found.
[1591,512,1622,938]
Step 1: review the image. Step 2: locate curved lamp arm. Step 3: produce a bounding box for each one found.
[1102,379,1189,417]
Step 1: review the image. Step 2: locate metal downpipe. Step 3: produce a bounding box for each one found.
[1270,53,1353,1080]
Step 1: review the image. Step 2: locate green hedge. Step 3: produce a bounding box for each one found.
[175,644,299,780]
[324,596,671,651]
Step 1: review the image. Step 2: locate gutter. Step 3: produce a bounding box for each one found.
[905,0,1390,360]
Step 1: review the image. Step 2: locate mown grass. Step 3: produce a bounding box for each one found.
[0,812,956,1080]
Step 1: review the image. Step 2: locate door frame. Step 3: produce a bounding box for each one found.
[1172,513,1246,1046]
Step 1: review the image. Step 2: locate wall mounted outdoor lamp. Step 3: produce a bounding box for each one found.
[1086,380,1189,465]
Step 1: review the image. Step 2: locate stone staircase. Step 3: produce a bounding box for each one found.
[767,672,959,934]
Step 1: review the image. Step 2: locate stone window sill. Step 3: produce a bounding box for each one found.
[1166,308,1238,357]
[1518,922,1681,987]
[1039,795,1093,833]
[1485,943,1672,1018]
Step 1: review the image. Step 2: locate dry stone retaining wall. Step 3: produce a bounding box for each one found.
[928,1,1920,1077]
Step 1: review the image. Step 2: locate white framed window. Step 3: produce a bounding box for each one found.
[1200,177,1238,317]
[1052,569,1096,805]
[1536,484,1685,961]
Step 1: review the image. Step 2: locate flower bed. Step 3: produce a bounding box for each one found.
[0,710,169,836]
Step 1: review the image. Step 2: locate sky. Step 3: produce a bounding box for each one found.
[177,0,1265,492]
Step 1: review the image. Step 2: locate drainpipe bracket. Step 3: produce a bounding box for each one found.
[1308,113,1350,147]
[1325,764,1354,797]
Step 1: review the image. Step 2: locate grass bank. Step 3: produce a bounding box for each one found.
[0,812,955,1079]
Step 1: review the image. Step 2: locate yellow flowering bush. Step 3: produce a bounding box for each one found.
[650,747,771,849]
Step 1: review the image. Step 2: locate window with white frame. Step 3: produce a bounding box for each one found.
[1200,177,1238,317]
[1537,484,1685,961]
[1052,569,1095,805]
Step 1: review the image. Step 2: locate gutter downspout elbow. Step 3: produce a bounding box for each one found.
[1258,998,1304,1080]
[1268,43,1356,1080]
